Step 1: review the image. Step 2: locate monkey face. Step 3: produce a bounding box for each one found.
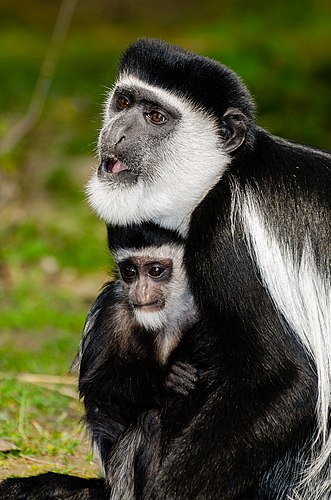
[114,243,197,332]
[86,75,227,236]
[118,257,173,313]
[87,39,252,235]
[97,84,181,188]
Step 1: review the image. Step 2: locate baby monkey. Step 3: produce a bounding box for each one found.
[78,223,199,499]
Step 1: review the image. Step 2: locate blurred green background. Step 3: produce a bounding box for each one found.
[0,0,330,477]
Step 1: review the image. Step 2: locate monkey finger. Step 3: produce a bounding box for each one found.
[165,372,197,395]
[164,376,190,396]
[170,362,199,382]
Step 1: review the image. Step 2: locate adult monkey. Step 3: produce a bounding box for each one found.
[0,38,330,499]
[87,38,331,499]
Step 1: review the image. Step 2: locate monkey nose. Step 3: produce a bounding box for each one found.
[114,135,126,151]
[116,135,125,145]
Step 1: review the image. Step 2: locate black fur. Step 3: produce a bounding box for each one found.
[0,473,106,499]
[119,38,255,129]
[107,221,185,252]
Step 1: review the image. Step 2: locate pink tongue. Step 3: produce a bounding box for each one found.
[111,160,128,173]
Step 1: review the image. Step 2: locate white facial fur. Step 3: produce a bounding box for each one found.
[113,243,198,332]
[114,243,198,364]
[87,75,229,236]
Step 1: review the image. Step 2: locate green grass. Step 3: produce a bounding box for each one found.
[0,195,108,474]
[0,166,110,472]
[0,176,110,468]
[0,379,78,456]
[0,376,96,478]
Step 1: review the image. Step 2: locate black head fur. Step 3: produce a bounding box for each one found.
[107,222,184,253]
[119,38,255,124]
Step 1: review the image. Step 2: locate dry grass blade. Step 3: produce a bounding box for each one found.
[0,372,78,398]
[17,373,77,385]
[0,440,19,452]
[21,455,65,468]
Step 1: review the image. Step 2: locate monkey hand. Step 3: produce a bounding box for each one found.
[164,361,199,396]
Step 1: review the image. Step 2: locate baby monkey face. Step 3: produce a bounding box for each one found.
[114,242,193,332]
[118,257,173,313]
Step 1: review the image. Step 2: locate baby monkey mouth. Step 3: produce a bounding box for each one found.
[134,301,165,312]
[100,157,129,174]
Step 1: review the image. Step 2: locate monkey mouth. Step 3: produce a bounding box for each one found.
[134,301,165,312]
[98,157,139,184]
[100,157,129,174]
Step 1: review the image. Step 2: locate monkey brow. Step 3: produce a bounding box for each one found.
[113,86,135,100]
[121,256,173,267]
[115,85,176,114]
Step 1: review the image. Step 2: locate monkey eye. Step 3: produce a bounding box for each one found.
[148,265,166,278]
[145,110,167,125]
[120,264,137,282]
[116,95,130,110]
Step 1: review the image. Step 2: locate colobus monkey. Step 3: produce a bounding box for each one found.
[0,223,199,500]
[79,222,199,499]
[86,38,331,499]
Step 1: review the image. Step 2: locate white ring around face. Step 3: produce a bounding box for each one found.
[86,75,229,236]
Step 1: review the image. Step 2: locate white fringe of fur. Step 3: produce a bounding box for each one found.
[231,184,331,499]
[87,75,229,236]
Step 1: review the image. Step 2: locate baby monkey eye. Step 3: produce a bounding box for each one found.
[146,110,167,125]
[121,264,137,281]
[117,96,130,110]
[148,265,165,278]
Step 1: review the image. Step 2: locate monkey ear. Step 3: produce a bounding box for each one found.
[219,108,247,153]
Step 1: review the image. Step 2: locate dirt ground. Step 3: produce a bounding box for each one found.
[0,435,99,481]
